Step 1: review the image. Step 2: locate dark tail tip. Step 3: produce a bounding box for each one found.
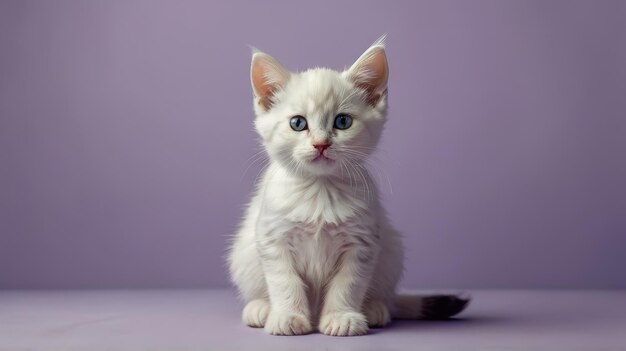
[420,294,471,320]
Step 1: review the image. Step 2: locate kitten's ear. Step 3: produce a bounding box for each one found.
[345,37,389,106]
[250,50,291,111]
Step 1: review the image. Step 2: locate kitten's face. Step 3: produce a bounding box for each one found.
[251,39,388,177]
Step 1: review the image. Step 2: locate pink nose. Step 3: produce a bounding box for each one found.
[313,143,331,153]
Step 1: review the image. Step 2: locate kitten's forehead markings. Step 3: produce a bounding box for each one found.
[304,95,331,120]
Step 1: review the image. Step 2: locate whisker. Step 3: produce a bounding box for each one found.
[353,161,372,202]
[345,157,371,202]
[252,161,272,186]
[240,153,268,182]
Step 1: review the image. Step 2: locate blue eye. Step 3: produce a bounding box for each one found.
[334,114,353,130]
[290,116,308,131]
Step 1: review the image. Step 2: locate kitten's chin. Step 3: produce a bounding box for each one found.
[298,157,340,177]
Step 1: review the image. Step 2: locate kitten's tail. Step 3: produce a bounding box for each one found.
[392,293,471,320]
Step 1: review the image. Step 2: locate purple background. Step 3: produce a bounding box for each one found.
[1,0,625,289]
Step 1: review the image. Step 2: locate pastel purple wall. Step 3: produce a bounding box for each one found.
[1,0,625,289]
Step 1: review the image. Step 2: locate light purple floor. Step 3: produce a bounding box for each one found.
[1,289,625,350]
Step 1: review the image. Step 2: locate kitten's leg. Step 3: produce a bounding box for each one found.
[362,223,403,328]
[363,299,391,327]
[230,234,270,327]
[319,241,377,336]
[259,240,312,335]
[228,198,271,328]
[242,299,270,327]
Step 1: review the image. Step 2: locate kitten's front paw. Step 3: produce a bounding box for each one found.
[363,300,391,327]
[242,299,270,327]
[264,310,312,336]
[319,311,368,336]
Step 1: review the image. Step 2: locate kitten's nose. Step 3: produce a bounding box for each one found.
[313,143,331,154]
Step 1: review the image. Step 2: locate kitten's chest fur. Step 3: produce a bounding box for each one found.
[259,218,372,273]
[260,163,373,224]
[256,163,379,284]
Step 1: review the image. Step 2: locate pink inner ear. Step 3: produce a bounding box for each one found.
[365,50,388,89]
[251,60,275,109]
[251,54,290,111]
[350,47,388,106]
[251,61,274,109]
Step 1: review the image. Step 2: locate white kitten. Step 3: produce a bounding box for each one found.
[228,37,469,336]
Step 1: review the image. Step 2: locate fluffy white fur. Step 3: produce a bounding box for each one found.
[228,38,467,336]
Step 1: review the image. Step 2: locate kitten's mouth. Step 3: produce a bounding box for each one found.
[311,154,334,163]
